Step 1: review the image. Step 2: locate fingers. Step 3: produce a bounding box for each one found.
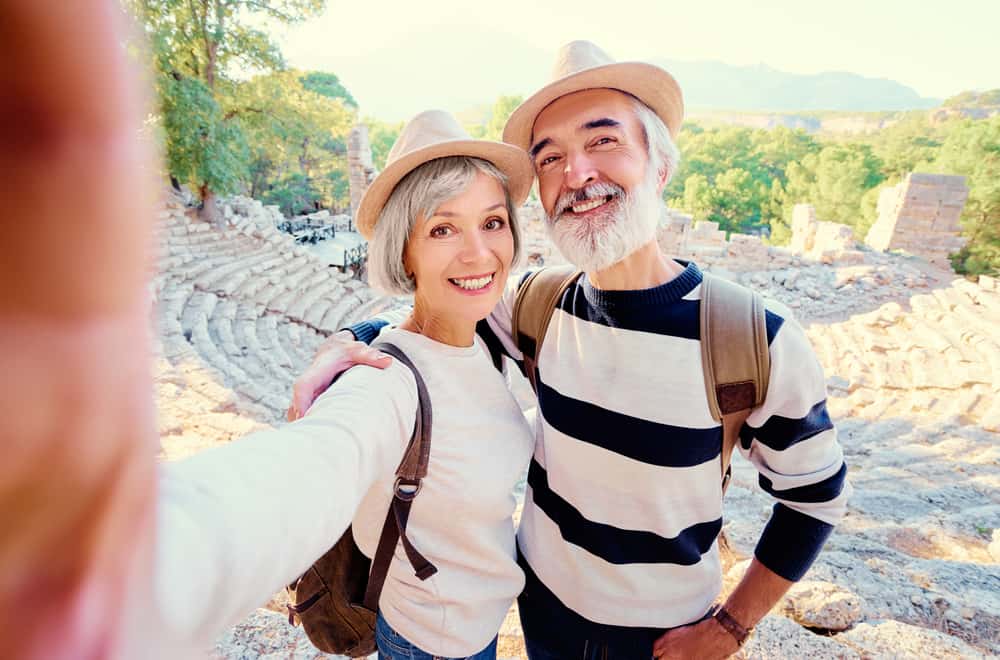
[345,344,393,369]
[287,342,391,421]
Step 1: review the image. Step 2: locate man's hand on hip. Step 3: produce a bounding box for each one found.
[287,330,392,420]
[652,616,740,660]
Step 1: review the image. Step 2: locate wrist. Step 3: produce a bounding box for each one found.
[711,604,754,649]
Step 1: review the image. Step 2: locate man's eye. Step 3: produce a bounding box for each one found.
[594,137,615,146]
[484,217,506,230]
[538,155,559,167]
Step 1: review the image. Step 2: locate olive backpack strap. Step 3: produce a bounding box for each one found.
[362,341,436,611]
[699,273,771,495]
[510,265,582,393]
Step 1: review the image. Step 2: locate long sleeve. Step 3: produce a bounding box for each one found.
[153,361,417,647]
[344,307,409,343]
[738,308,852,581]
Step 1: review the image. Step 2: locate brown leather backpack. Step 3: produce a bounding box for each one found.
[286,342,436,657]
[511,265,771,494]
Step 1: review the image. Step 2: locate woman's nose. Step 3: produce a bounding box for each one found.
[458,229,491,262]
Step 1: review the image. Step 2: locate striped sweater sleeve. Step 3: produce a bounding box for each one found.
[738,306,851,581]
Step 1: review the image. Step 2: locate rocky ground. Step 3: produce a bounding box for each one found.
[153,198,998,659]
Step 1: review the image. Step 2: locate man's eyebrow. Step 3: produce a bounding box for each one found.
[529,118,621,158]
[583,117,621,130]
[529,137,552,159]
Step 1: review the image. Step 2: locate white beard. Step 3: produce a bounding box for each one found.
[545,170,663,273]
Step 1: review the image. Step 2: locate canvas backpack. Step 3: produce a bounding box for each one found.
[511,265,771,493]
[285,342,436,657]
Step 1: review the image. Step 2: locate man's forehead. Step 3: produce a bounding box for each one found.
[530,88,635,145]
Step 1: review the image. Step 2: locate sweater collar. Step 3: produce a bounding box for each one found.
[581,260,703,311]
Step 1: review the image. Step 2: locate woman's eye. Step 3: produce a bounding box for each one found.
[429,225,452,238]
[484,217,506,231]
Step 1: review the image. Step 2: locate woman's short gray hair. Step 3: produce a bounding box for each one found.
[367,156,523,295]
[627,94,681,185]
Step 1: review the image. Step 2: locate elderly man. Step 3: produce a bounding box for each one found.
[296,41,851,660]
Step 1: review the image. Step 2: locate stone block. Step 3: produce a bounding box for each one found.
[780,580,864,631]
[837,620,982,659]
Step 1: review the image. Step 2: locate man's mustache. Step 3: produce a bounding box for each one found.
[551,181,626,220]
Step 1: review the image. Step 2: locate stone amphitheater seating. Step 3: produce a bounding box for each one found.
[152,196,397,455]
[806,278,1000,428]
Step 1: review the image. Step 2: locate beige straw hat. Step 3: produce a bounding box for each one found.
[502,40,684,151]
[355,110,534,239]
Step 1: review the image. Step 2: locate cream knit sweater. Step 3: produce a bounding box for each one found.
[156,327,533,656]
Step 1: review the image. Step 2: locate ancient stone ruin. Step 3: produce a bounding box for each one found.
[347,124,377,220]
[790,203,865,265]
[152,192,396,457]
[865,173,969,268]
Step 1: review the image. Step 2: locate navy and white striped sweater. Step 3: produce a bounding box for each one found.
[350,262,850,642]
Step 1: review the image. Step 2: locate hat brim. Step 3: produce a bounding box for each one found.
[502,61,683,152]
[355,139,534,240]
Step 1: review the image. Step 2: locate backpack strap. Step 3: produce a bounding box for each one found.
[362,342,436,611]
[511,265,582,392]
[699,273,770,494]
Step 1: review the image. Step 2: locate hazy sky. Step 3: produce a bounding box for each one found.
[275,0,998,121]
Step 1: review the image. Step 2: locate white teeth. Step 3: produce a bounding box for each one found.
[571,198,605,213]
[450,274,494,290]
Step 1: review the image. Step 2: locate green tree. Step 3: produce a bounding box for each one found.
[300,71,358,108]
[365,119,404,170]
[482,95,523,141]
[931,117,1000,275]
[237,69,355,213]
[780,143,885,233]
[667,124,811,234]
[125,0,325,225]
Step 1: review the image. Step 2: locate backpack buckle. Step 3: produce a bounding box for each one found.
[394,477,421,501]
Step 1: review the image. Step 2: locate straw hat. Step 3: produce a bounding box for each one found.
[502,41,684,151]
[355,110,534,239]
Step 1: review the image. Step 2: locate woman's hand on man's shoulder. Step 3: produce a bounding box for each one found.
[287,330,393,421]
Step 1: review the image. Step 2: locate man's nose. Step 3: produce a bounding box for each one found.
[564,151,598,190]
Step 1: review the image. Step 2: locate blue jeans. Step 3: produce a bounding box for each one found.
[375,611,498,660]
[523,633,653,660]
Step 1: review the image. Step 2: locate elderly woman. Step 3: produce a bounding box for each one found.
[154,110,536,660]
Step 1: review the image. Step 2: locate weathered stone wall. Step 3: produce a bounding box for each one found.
[655,208,694,255]
[347,124,376,219]
[865,173,968,268]
[790,203,864,265]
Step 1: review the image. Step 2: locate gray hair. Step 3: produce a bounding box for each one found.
[626,93,681,186]
[368,156,523,295]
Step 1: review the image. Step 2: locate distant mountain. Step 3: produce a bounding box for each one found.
[650,59,940,112]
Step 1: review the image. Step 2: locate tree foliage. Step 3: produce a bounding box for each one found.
[125,0,327,222]
[300,71,358,108]
[364,119,404,170]
[667,110,998,275]
[470,95,523,141]
[931,117,1000,275]
[236,69,355,214]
